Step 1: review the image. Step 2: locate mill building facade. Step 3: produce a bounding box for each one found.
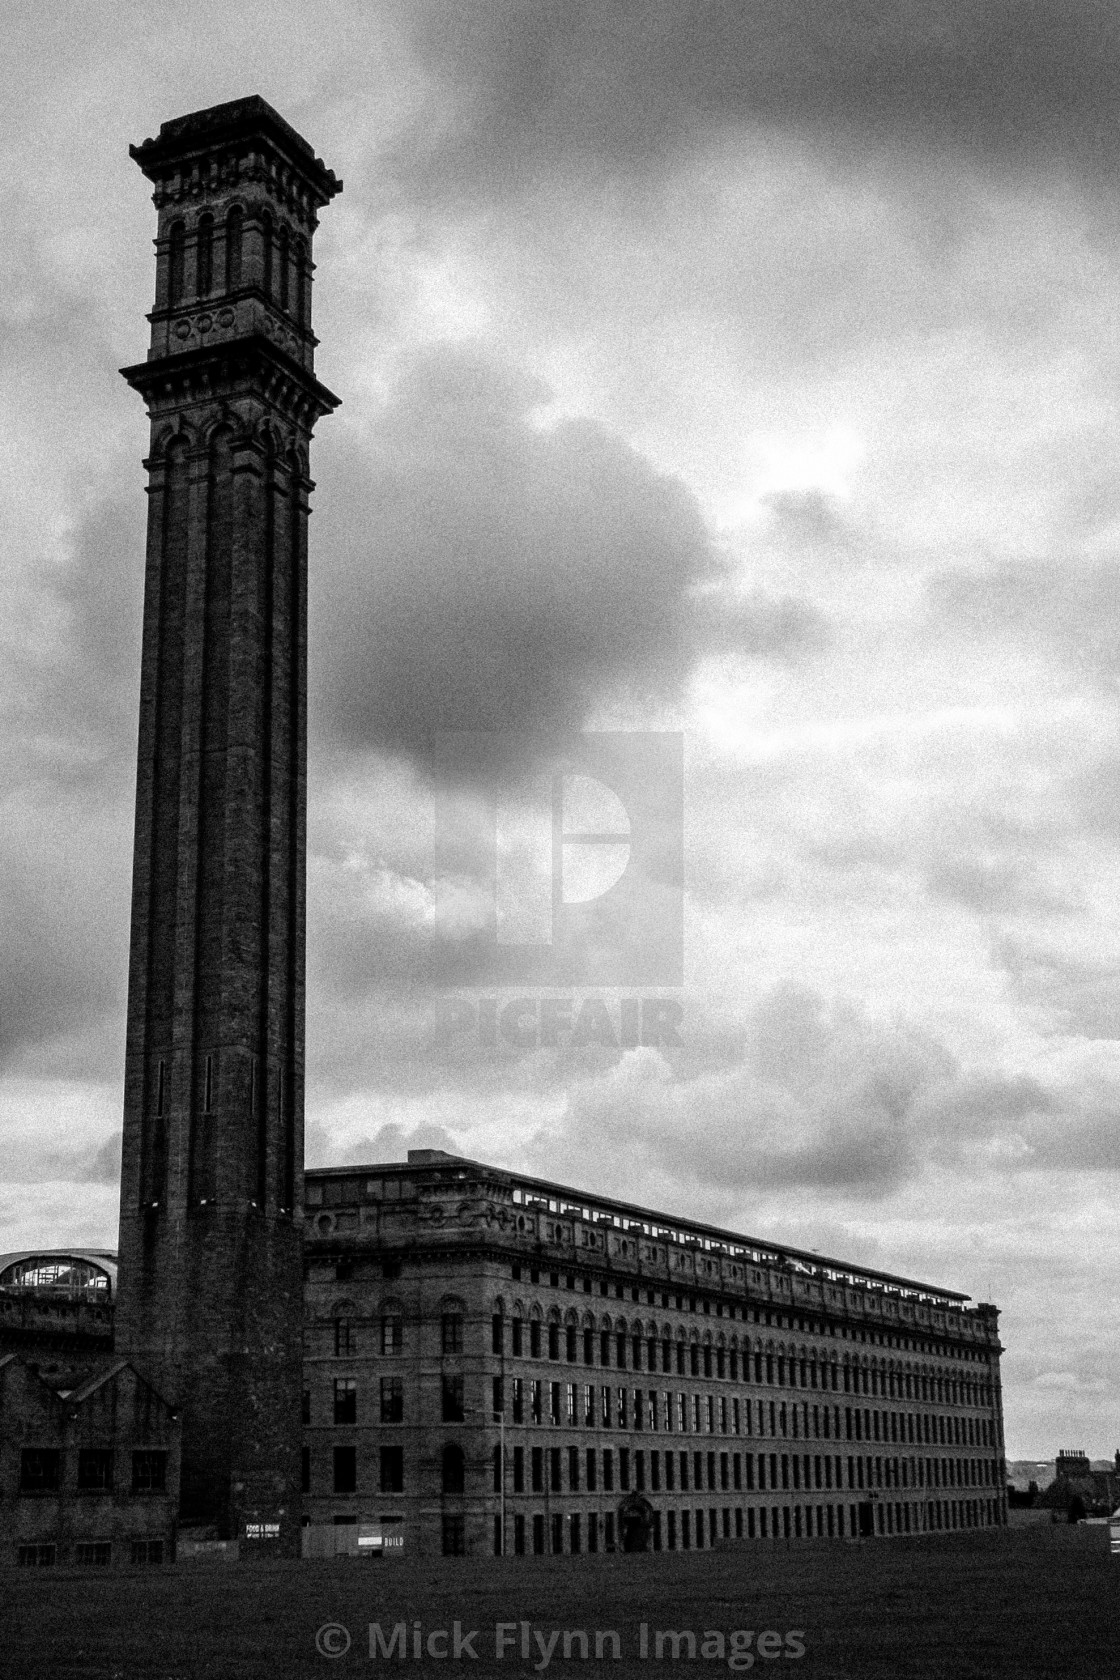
[305,1148,1006,1556]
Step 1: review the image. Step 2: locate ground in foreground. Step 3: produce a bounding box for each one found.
[3,1525,1116,1680]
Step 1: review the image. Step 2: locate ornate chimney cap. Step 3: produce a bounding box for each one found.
[130,95,342,204]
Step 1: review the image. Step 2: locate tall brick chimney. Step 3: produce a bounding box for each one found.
[115,97,341,1554]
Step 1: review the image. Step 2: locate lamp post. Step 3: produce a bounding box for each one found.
[464,1398,505,1556]
[497,1401,506,1555]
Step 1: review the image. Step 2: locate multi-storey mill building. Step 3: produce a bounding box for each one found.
[303,1150,1007,1558]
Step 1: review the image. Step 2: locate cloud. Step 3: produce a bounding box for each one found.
[509,986,954,1204]
[926,856,1076,917]
[994,932,1120,1040]
[0,495,139,1076]
[927,559,1120,685]
[390,0,1120,205]
[311,342,818,763]
[0,1128,121,1187]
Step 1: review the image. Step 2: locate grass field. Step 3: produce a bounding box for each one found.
[3,1524,1116,1680]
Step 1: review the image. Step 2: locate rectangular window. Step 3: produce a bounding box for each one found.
[550,1382,561,1425]
[381,1314,402,1356]
[512,1319,524,1356]
[380,1377,403,1423]
[566,1383,576,1424]
[333,1446,357,1494]
[568,1445,580,1491]
[77,1449,114,1491]
[533,1514,545,1554]
[549,1447,562,1493]
[492,1315,504,1355]
[20,1449,61,1492]
[603,1448,615,1492]
[335,1319,353,1357]
[442,1375,465,1423]
[334,1378,357,1425]
[665,1451,675,1491]
[532,1447,544,1493]
[601,1385,612,1427]
[514,1446,525,1492]
[17,1544,55,1567]
[441,1514,465,1556]
[530,1321,542,1358]
[620,1448,631,1491]
[380,1446,403,1493]
[493,1376,505,1418]
[131,1451,167,1494]
[130,1539,164,1566]
[586,1448,598,1492]
[513,1377,524,1423]
[531,1381,543,1424]
[442,1313,463,1355]
[75,1542,112,1567]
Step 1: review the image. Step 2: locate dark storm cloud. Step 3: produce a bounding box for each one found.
[22,498,145,777]
[0,496,140,1073]
[511,982,1120,1204]
[311,343,818,760]
[390,0,1120,200]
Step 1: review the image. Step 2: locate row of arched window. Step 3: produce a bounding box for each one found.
[165,207,307,322]
[495,1306,993,1409]
[322,1296,993,1412]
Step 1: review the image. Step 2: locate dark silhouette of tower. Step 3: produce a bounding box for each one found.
[116,98,340,1553]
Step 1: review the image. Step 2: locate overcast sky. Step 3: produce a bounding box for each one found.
[3,1,1120,1459]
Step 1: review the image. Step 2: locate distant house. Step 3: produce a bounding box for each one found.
[0,1352,180,1568]
[1037,1449,1120,1520]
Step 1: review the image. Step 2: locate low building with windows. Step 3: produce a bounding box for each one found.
[0,1251,116,1377]
[0,1351,180,1569]
[1037,1449,1120,1520]
[302,1150,1007,1558]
